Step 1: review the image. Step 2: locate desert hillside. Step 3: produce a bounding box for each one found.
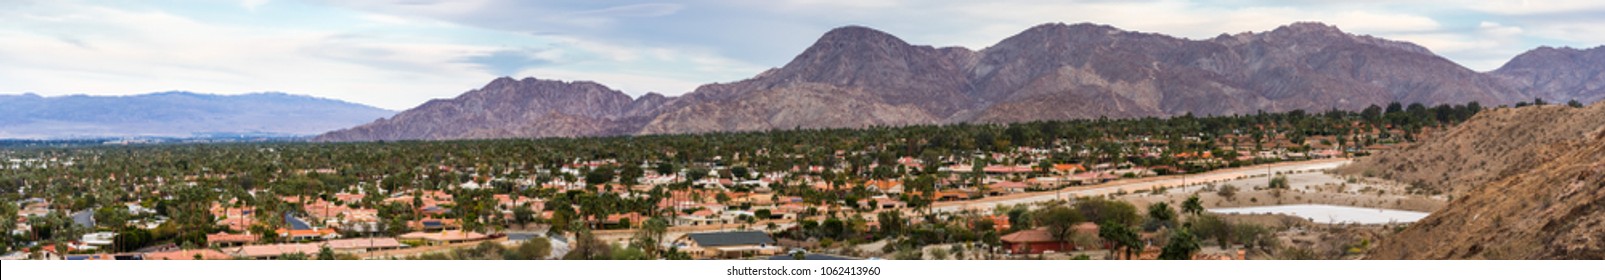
[1336,104,1605,196]
[1364,103,1605,259]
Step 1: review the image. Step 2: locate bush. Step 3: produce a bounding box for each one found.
[929,247,950,260]
[1268,175,1290,189]
[504,237,552,260]
[893,246,924,260]
[1217,184,1238,201]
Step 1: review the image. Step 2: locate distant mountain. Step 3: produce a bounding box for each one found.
[0,92,394,139]
[1362,103,1605,259]
[317,22,1603,142]
[1491,46,1605,104]
[315,78,662,141]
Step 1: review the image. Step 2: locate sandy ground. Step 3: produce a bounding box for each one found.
[931,158,1353,213]
[1124,168,1448,213]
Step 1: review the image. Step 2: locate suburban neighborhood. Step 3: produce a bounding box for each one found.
[0,105,1474,260]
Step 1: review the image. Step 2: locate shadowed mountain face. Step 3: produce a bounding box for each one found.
[1491,46,1605,104]
[317,22,1604,142]
[0,92,394,139]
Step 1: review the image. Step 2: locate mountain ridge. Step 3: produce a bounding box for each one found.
[316,22,1604,142]
[1,91,394,139]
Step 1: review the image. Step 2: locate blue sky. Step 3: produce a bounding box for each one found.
[3,0,1603,110]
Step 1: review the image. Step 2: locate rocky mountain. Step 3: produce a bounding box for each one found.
[318,22,1603,141]
[315,78,665,141]
[1491,46,1605,104]
[1364,103,1605,259]
[0,92,394,139]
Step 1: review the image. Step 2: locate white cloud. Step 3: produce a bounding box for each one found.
[5,0,1603,112]
[1467,0,1605,15]
[241,0,271,11]
[776,0,904,10]
[0,0,499,110]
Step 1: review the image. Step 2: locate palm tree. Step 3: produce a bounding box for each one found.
[1181,195,1204,217]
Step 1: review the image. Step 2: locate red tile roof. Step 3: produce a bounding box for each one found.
[1000,228,1056,243]
[145,249,233,260]
[206,232,260,244]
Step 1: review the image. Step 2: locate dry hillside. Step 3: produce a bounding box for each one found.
[1365,103,1605,259]
[1336,104,1605,196]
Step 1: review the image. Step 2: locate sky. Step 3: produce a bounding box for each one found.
[3,0,1603,110]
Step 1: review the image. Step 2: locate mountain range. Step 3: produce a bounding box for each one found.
[301,22,1597,141]
[0,92,395,139]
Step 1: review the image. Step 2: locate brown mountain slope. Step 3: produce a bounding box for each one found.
[1335,104,1605,195]
[651,22,1526,132]
[316,77,666,141]
[641,83,940,134]
[1366,103,1605,259]
[968,22,1518,123]
[1492,46,1605,104]
[319,22,1605,142]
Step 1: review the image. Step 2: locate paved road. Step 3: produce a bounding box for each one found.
[931,158,1352,213]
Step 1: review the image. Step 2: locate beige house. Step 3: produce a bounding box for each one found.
[675,231,784,259]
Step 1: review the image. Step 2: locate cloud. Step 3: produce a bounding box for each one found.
[460,48,562,75]
[241,0,271,11]
[1467,0,1605,15]
[5,0,1604,111]
[0,0,499,110]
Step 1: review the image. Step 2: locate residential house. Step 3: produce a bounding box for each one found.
[323,237,403,254]
[985,181,1032,196]
[145,249,233,260]
[1000,223,1099,255]
[276,228,341,242]
[206,232,260,247]
[1001,229,1064,255]
[864,180,903,194]
[229,243,323,260]
[676,231,783,259]
[398,230,490,246]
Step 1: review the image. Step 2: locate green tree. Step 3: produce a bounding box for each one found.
[618,164,645,185]
[1098,221,1142,260]
[585,166,616,186]
[317,246,335,260]
[1181,195,1204,217]
[565,228,612,260]
[1158,228,1201,260]
[512,205,536,229]
[1033,205,1084,251]
[1149,201,1174,228]
[686,168,710,182]
[1190,214,1234,249]
[655,163,676,176]
[1077,198,1142,227]
[631,217,670,259]
[94,206,130,230]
